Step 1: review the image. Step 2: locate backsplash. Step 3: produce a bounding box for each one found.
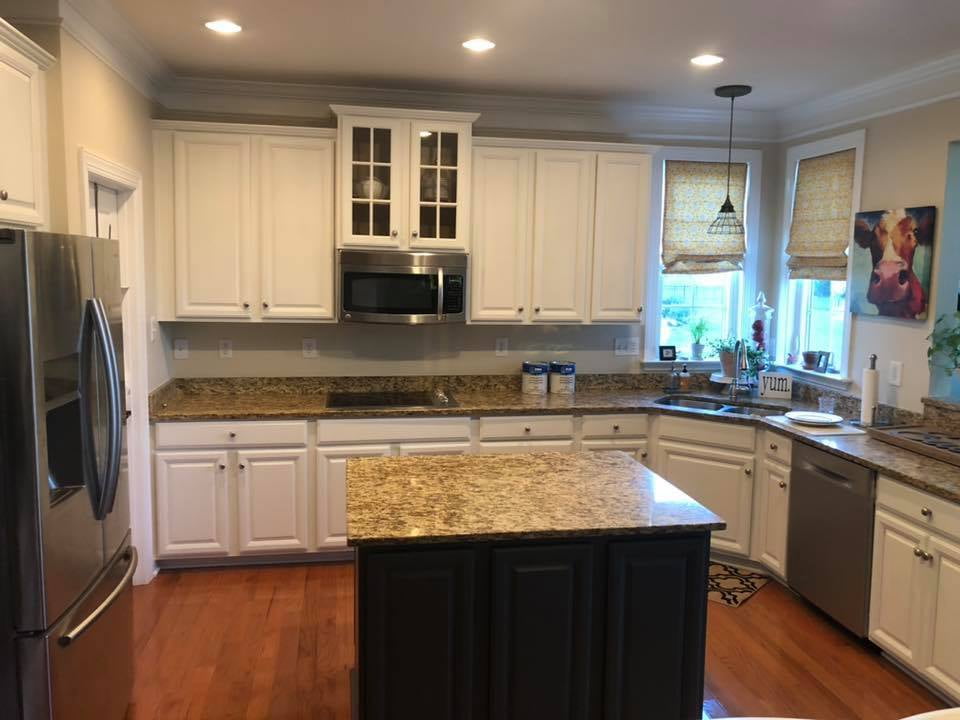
[791,379,923,426]
[923,397,960,433]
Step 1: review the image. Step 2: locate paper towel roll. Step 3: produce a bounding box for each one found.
[861,361,879,426]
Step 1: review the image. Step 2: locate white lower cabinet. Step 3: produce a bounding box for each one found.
[155,450,230,557]
[236,449,308,554]
[581,438,650,466]
[398,442,471,456]
[656,440,754,556]
[316,445,392,548]
[755,457,790,578]
[477,440,576,454]
[870,478,960,703]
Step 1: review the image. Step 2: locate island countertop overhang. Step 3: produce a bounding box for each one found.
[346,450,726,546]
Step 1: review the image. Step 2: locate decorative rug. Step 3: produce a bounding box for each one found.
[707,563,769,607]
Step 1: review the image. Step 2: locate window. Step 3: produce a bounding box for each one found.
[778,131,865,378]
[646,148,762,361]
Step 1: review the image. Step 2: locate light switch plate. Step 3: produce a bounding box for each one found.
[495,338,509,357]
[889,360,903,387]
[302,338,318,358]
[614,337,641,356]
[173,338,189,360]
[219,340,233,359]
[149,315,159,342]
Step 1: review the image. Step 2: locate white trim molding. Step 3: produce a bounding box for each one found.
[0,17,55,68]
[151,119,336,138]
[473,136,660,154]
[329,104,480,123]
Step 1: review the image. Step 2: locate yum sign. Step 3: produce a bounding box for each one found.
[759,372,793,400]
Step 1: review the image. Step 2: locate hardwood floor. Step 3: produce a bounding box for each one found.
[128,562,945,720]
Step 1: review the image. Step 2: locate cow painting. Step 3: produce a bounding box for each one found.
[850,206,937,321]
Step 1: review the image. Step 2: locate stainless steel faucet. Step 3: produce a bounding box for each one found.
[729,339,751,400]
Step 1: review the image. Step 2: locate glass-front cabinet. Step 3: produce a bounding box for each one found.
[333,106,477,251]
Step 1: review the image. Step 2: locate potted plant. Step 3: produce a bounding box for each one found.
[710,337,738,378]
[928,312,960,377]
[690,318,709,361]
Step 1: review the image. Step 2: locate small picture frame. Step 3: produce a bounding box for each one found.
[659,345,677,362]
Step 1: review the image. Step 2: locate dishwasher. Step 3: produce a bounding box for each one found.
[787,443,877,637]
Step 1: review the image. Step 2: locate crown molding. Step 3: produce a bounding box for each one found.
[776,50,960,140]
[56,0,169,99]
[0,17,56,68]
[473,136,661,154]
[329,104,480,123]
[152,119,336,138]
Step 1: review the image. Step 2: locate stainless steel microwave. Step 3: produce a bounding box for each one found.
[338,250,467,324]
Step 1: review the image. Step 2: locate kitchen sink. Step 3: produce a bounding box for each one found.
[654,395,788,417]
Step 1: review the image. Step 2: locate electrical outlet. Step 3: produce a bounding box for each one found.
[614,337,641,356]
[302,338,318,358]
[219,340,233,359]
[173,338,189,360]
[889,360,903,387]
[495,338,509,357]
[149,315,159,342]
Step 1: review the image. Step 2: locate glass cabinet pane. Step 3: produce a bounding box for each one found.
[352,127,371,162]
[440,133,458,166]
[420,168,438,202]
[414,127,462,243]
[419,205,437,238]
[372,165,391,200]
[372,204,390,237]
[439,169,457,203]
[439,207,456,239]
[349,124,394,238]
[420,131,438,165]
[352,203,370,235]
[373,128,391,163]
[352,165,371,199]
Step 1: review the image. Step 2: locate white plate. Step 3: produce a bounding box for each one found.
[785,410,844,426]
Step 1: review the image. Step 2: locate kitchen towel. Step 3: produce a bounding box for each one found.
[767,415,867,437]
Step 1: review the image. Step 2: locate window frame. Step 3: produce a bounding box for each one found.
[644,146,763,363]
[776,130,865,383]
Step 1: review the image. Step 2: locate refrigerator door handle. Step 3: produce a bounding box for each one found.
[58,545,137,647]
[91,297,122,519]
[78,299,104,515]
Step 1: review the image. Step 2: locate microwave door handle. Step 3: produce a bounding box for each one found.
[78,300,103,515]
[91,298,122,520]
[437,267,444,321]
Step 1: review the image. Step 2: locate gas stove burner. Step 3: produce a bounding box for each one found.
[867,425,960,470]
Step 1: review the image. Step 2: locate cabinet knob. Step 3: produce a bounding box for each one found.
[218,464,226,470]
[534,307,541,313]
[229,432,237,439]
[517,306,524,313]
[262,301,269,309]
[923,551,933,562]
[770,443,778,451]
[921,507,932,518]
[412,231,419,238]
[778,480,787,489]
[238,463,245,470]
[0,190,7,201]
[744,467,752,476]
[391,229,398,237]
[242,302,250,309]
[613,424,620,432]
[914,546,924,557]
[640,451,648,459]
[524,426,531,433]
[637,306,643,314]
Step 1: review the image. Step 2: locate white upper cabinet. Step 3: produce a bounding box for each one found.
[174,132,255,317]
[333,107,477,251]
[258,136,335,319]
[0,22,52,228]
[470,147,533,322]
[531,150,596,323]
[591,152,650,322]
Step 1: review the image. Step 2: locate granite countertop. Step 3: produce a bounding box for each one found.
[345,451,725,546]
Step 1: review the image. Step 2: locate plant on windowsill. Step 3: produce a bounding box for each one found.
[927,312,960,378]
[690,318,710,361]
[746,346,769,381]
[710,337,739,378]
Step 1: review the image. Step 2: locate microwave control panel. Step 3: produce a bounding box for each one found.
[443,274,464,314]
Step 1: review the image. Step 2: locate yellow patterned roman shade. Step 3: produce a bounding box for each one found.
[785,148,856,280]
[661,160,748,274]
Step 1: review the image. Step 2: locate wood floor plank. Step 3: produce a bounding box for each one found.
[130,562,946,720]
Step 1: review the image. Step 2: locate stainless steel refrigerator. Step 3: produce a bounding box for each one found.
[0,229,136,719]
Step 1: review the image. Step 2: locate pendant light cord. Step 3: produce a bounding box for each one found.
[725,96,734,198]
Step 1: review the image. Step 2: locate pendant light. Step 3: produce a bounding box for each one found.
[707,84,752,236]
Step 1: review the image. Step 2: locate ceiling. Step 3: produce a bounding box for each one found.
[110,0,960,112]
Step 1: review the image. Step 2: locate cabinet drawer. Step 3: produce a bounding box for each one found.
[763,430,792,465]
[657,415,755,452]
[877,476,960,543]
[316,417,471,444]
[581,414,647,439]
[478,439,576,454]
[477,415,574,441]
[155,421,308,449]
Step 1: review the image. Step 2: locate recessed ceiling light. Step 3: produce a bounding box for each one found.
[205,19,242,34]
[691,54,724,67]
[462,38,495,52]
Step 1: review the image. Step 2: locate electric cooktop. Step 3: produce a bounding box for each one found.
[867,426,960,469]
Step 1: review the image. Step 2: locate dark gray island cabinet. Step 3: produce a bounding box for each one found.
[347,451,725,720]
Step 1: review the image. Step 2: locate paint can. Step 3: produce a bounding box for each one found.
[521,361,549,395]
[548,361,576,394]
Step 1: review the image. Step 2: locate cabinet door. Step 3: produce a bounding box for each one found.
[340,116,408,248]
[757,458,790,577]
[409,120,471,251]
[580,439,650,467]
[491,545,598,720]
[174,132,255,317]
[591,153,650,322]
[656,440,754,556]
[531,151,595,323]
[869,509,927,665]
[922,534,960,698]
[361,548,484,720]
[258,136,335,319]
[470,147,533,322]
[316,445,393,548]
[236,448,308,554]
[0,40,45,226]
[154,451,229,557]
[397,442,471,456]
[605,536,709,720]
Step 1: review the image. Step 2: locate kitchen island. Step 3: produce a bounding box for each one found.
[347,451,725,720]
